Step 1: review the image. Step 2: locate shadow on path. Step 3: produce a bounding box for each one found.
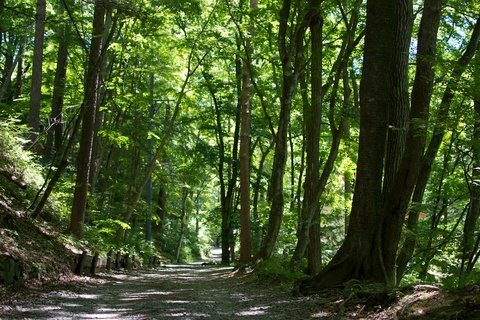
[0,265,323,319]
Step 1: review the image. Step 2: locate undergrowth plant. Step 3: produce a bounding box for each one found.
[0,118,44,206]
[256,255,307,289]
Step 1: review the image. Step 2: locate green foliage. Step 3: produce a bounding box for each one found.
[277,211,299,256]
[1,0,480,290]
[84,218,131,251]
[0,119,42,180]
[256,255,307,289]
[43,179,75,222]
[0,118,44,204]
[459,270,480,287]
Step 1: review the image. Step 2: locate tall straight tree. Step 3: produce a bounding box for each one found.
[70,0,105,239]
[397,14,480,282]
[28,0,46,143]
[289,0,323,272]
[395,0,442,283]
[14,36,26,99]
[203,68,240,264]
[238,0,257,264]
[45,0,70,158]
[255,0,316,261]
[291,0,362,273]
[297,0,414,290]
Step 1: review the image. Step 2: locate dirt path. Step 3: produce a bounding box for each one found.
[3,264,479,319]
[0,265,331,320]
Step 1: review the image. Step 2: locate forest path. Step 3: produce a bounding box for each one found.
[1,265,328,320]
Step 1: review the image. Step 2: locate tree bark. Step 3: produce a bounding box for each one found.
[373,0,414,285]
[382,0,413,196]
[307,208,322,275]
[460,48,480,279]
[238,0,255,264]
[396,14,480,282]
[296,0,403,291]
[175,188,189,263]
[70,0,105,239]
[45,1,69,159]
[395,0,442,283]
[28,0,46,143]
[14,36,26,99]
[255,0,312,262]
[202,68,240,264]
[289,1,323,271]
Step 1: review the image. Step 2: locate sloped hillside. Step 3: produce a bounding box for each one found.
[0,189,83,306]
[0,201,76,286]
[0,123,78,302]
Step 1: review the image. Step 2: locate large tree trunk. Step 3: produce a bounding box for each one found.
[70,0,105,239]
[89,10,116,194]
[382,0,413,196]
[28,0,46,143]
[307,208,322,275]
[296,0,404,291]
[373,0,414,285]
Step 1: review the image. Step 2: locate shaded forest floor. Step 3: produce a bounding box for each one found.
[2,263,480,319]
[1,200,480,319]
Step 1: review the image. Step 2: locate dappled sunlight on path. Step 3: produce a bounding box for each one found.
[1,266,329,319]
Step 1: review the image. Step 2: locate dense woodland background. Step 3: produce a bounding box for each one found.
[1,0,480,292]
